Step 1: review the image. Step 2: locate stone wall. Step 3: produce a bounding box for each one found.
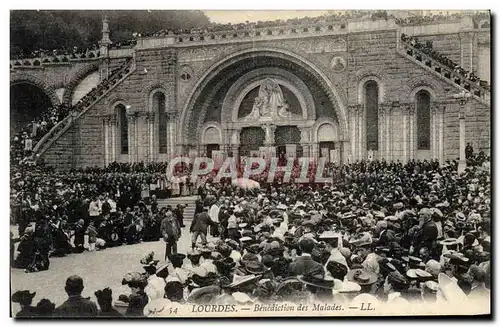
[34,25,490,169]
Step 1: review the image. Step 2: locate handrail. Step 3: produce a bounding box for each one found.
[400,41,490,103]
[32,58,135,159]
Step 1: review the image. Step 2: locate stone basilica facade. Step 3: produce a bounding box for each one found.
[10,14,491,169]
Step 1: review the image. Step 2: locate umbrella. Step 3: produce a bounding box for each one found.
[232,178,260,189]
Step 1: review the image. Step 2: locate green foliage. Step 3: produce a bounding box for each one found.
[10,10,210,56]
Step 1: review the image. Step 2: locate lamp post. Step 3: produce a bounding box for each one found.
[452,91,471,174]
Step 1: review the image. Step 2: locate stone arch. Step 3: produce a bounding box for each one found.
[312,117,339,142]
[146,87,169,112]
[200,122,223,144]
[219,67,316,124]
[357,75,386,105]
[62,62,99,106]
[142,82,169,111]
[180,47,348,145]
[404,76,441,102]
[10,73,60,107]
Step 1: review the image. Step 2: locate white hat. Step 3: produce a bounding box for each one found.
[228,274,259,288]
[438,273,468,303]
[232,292,254,304]
[319,230,342,239]
[332,279,361,293]
[239,236,252,243]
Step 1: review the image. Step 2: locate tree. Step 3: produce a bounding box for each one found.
[10,10,211,57]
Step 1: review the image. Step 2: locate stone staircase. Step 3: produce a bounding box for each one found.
[32,57,136,161]
[157,196,198,221]
[397,40,490,106]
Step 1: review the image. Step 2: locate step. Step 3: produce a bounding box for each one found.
[157,196,198,220]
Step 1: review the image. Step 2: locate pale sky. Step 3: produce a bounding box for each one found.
[203,10,329,24]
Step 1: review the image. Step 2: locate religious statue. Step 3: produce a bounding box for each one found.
[244,78,292,121]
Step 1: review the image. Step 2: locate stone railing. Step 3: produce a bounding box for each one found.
[399,42,490,104]
[136,19,397,49]
[32,57,136,159]
[10,49,101,69]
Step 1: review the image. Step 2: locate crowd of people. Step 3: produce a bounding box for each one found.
[394,12,464,26]
[11,44,100,61]
[10,57,133,169]
[11,104,71,166]
[11,150,491,317]
[401,33,490,91]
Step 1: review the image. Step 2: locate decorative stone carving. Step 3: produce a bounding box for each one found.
[144,111,156,122]
[262,123,277,146]
[166,111,178,121]
[331,56,347,72]
[180,65,194,82]
[241,78,300,122]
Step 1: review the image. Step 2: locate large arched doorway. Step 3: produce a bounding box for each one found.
[10,83,53,135]
[179,49,348,159]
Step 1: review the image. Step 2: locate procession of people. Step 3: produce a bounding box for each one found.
[11,151,491,317]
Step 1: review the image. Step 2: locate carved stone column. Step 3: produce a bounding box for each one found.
[144,112,156,162]
[357,105,363,161]
[102,115,111,167]
[401,104,410,163]
[262,123,277,146]
[126,111,138,163]
[109,115,117,163]
[166,111,178,158]
[408,104,416,160]
[385,105,392,161]
[299,127,312,158]
[431,105,437,160]
[438,105,446,165]
[348,105,361,162]
[378,105,386,160]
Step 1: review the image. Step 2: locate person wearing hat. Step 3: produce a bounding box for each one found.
[289,238,324,277]
[12,290,37,317]
[34,298,56,317]
[346,268,378,293]
[161,211,181,260]
[468,265,490,304]
[185,249,202,272]
[383,271,410,302]
[226,209,240,241]
[297,265,335,303]
[55,275,99,317]
[190,207,217,249]
[121,273,149,317]
[95,288,122,317]
[13,227,35,270]
[187,285,221,304]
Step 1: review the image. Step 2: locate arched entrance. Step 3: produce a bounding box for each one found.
[10,83,54,135]
[179,48,348,161]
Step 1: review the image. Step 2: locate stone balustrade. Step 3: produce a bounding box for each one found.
[401,42,490,102]
[10,49,101,69]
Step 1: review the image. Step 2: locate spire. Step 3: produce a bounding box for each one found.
[99,14,112,46]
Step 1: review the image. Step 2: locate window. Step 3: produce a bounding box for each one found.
[117,104,128,154]
[365,81,379,151]
[153,92,168,153]
[416,90,431,150]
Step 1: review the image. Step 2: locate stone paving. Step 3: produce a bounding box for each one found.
[10,221,213,316]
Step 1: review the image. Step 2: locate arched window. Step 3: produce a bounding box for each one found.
[365,81,379,151]
[117,104,128,154]
[153,92,167,153]
[416,90,431,150]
